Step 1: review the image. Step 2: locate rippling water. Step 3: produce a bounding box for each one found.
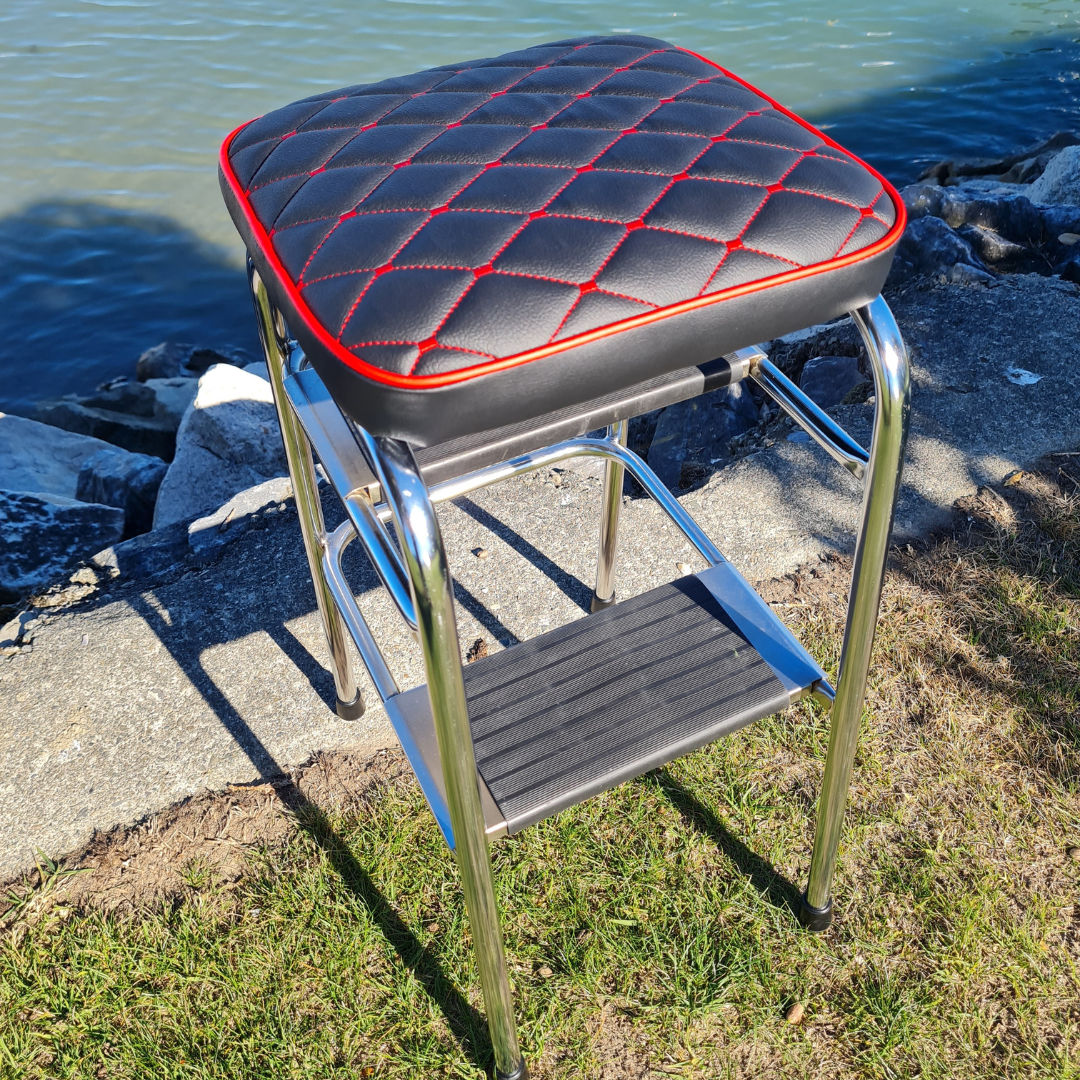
[1,0,1078,410]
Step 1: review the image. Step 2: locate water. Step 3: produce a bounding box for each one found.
[1,0,1078,412]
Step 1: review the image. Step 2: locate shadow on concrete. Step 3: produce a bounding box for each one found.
[0,201,258,415]
[647,769,802,919]
[455,496,593,613]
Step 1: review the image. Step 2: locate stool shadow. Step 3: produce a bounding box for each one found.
[263,621,339,712]
[126,587,491,1067]
[452,581,521,649]
[648,770,802,919]
[454,497,592,613]
[281,792,491,1070]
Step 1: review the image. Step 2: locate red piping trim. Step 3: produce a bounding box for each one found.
[219,46,905,392]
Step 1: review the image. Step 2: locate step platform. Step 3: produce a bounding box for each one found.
[385,561,831,846]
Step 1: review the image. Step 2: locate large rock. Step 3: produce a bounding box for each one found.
[0,412,118,498]
[76,447,169,538]
[143,376,199,427]
[153,364,287,529]
[901,183,1043,246]
[187,475,293,562]
[887,215,992,285]
[136,342,257,382]
[647,382,758,487]
[799,355,870,409]
[33,393,176,460]
[1027,145,1080,208]
[0,490,124,603]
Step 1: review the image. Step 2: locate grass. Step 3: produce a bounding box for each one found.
[1,470,1078,1078]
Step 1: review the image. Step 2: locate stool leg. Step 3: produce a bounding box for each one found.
[248,268,363,721]
[366,435,527,1080]
[591,419,628,612]
[801,294,911,930]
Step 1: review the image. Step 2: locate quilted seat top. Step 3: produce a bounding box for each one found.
[221,35,901,390]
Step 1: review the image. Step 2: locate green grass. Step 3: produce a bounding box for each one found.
[2,475,1079,1078]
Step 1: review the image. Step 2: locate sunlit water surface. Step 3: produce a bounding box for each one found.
[1,0,1078,409]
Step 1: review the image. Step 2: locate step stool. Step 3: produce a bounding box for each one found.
[220,35,909,1079]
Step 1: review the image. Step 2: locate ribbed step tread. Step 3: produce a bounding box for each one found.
[463,575,790,833]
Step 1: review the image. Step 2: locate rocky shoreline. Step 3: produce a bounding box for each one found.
[3,133,1080,642]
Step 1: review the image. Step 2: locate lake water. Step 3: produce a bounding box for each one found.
[2,0,1078,412]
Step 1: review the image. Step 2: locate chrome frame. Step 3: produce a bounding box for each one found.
[591,419,628,611]
[248,263,909,1071]
[249,265,362,721]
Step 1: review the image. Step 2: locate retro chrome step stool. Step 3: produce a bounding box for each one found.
[221,35,909,1079]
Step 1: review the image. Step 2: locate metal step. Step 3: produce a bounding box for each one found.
[385,562,831,846]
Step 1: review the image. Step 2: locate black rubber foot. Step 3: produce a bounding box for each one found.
[797,893,833,932]
[496,1060,529,1080]
[335,694,365,721]
[590,592,616,613]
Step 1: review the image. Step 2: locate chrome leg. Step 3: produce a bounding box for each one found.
[591,420,628,612]
[248,268,363,721]
[360,433,526,1080]
[801,294,911,929]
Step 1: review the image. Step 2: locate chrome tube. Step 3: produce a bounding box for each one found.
[361,432,526,1080]
[248,267,362,720]
[591,420,628,611]
[322,521,400,704]
[750,357,869,480]
[341,491,417,630]
[375,435,726,568]
[802,295,911,927]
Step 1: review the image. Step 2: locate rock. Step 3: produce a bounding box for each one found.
[1027,145,1080,207]
[785,1002,806,1025]
[34,385,177,461]
[0,609,39,653]
[243,361,269,381]
[646,399,695,488]
[887,215,989,285]
[1053,251,1080,283]
[152,364,287,529]
[0,412,118,498]
[648,382,758,487]
[919,132,1080,185]
[946,262,999,287]
[1040,204,1080,239]
[90,517,193,585]
[0,490,124,603]
[187,475,292,561]
[901,183,1043,247]
[143,377,199,427]
[799,355,870,409]
[75,447,169,538]
[701,381,759,460]
[135,342,257,382]
[956,224,1030,270]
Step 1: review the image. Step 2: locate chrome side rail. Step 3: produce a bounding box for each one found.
[366,429,727,568]
[322,521,399,703]
[749,356,870,480]
[284,368,418,630]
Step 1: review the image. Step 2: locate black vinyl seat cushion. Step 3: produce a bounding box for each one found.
[221,35,904,446]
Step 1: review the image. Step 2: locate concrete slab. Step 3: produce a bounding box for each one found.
[2,273,1078,881]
